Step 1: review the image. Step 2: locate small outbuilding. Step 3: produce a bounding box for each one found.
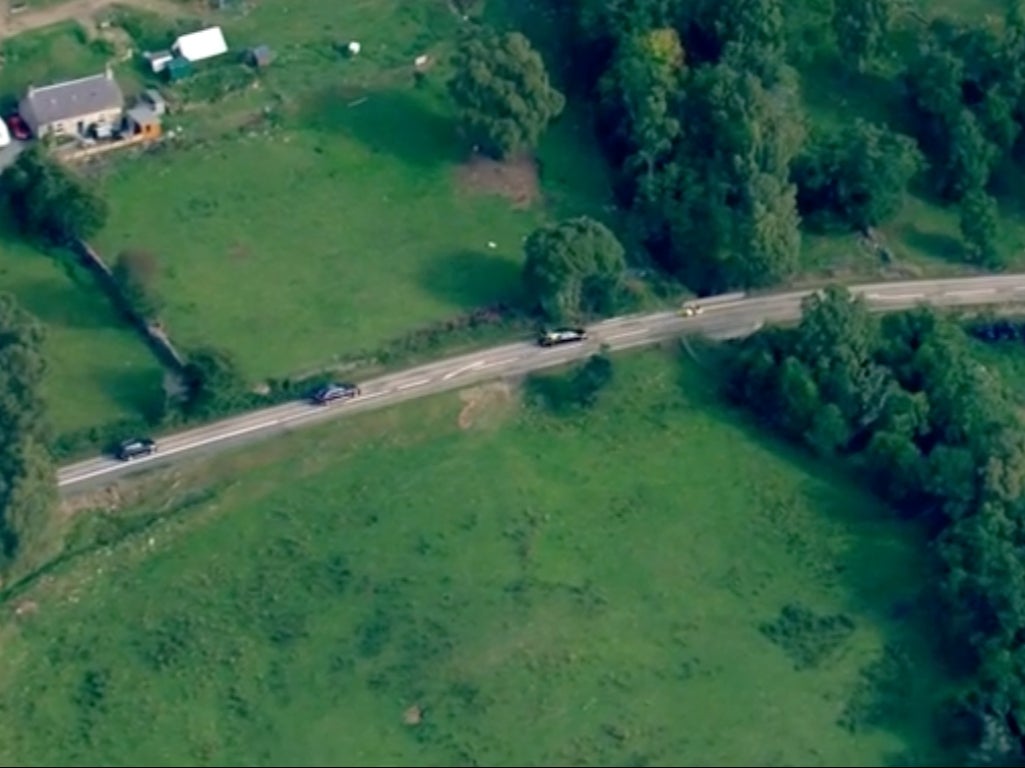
[144,50,174,74]
[172,26,229,63]
[164,56,193,82]
[141,88,167,116]
[125,105,162,139]
[247,45,273,68]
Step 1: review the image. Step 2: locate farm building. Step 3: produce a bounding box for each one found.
[19,69,124,139]
[125,105,162,139]
[144,50,174,74]
[247,45,273,68]
[164,57,193,82]
[141,89,167,116]
[172,26,229,63]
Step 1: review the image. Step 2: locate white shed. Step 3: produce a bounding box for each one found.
[172,26,229,63]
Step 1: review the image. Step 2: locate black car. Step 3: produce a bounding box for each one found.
[309,382,361,405]
[115,437,156,462]
[538,328,588,347]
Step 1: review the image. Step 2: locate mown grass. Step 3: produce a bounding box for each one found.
[0,21,110,105]
[93,0,612,381]
[0,228,165,434]
[0,350,949,766]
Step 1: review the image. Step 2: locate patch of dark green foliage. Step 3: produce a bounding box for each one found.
[759,602,856,671]
[526,352,614,414]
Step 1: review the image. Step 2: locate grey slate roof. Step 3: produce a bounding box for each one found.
[23,71,124,126]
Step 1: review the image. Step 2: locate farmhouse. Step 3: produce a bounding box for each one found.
[19,69,124,139]
[172,26,229,63]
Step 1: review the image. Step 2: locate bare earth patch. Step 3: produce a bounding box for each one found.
[457,381,513,430]
[455,154,541,209]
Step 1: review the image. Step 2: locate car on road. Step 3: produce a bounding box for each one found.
[538,328,588,347]
[309,382,361,405]
[115,437,156,462]
[679,303,704,317]
[4,115,30,141]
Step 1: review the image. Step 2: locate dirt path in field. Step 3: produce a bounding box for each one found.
[0,0,186,41]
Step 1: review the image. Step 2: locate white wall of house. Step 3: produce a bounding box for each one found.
[24,107,123,138]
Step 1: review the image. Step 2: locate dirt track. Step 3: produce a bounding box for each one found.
[0,0,186,41]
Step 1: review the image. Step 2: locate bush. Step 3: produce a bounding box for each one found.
[526,353,614,414]
[112,250,163,322]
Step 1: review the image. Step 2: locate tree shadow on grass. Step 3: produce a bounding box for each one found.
[301,86,462,169]
[900,225,965,264]
[96,365,166,423]
[418,249,524,309]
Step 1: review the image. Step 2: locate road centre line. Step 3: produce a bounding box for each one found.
[944,288,997,297]
[865,293,925,301]
[605,327,649,340]
[396,378,432,391]
[442,361,485,381]
[477,356,521,370]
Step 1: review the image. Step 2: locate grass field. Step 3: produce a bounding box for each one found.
[0,20,109,103]
[92,0,612,381]
[0,227,164,434]
[0,350,949,766]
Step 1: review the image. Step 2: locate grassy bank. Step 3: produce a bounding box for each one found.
[0,350,948,766]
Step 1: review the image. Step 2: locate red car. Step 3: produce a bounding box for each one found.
[4,115,30,141]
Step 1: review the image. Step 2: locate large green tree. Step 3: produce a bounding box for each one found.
[792,119,923,231]
[448,26,565,159]
[522,216,627,321]
[831,0,897,72]
[960,188,1002,267]
[0,294,55,579]
[0,146,108,245]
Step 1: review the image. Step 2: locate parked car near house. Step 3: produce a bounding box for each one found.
[4,114,30,140]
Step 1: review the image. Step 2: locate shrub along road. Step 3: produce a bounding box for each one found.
[57,273,1025,493]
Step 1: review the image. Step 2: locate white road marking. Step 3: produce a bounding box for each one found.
[865,293,925,301]
[605,327,649,340]
[1015,285,1025,292]
[442,361,485,381]
[945,288,997,297]
[478,356,521,370]
[358,391,385,400]
[397,378,432,391]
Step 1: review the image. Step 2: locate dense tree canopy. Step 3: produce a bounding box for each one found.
[792,120,923,231]
[831,0,897,72]
[522,216,627,321]
[448,26,565,159]
[0,294,55,579]
[0,146,108,245]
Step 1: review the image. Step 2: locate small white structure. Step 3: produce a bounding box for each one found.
[172,26,229,63]
[145,50,174,74]
[415,54,430,68]
[348,41,361,56]
[0,119,10,149]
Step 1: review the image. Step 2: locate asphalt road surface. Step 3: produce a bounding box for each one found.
[57,273,1025,494]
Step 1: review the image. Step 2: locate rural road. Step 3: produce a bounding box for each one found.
[57,273,1025,494]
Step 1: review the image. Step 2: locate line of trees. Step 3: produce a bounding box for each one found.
[726,288,1025,764]
[0,294,57,584]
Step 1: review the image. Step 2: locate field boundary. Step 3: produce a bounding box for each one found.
[73,239,187,372]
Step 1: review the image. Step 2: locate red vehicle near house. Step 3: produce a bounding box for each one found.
[4,114,30,141]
